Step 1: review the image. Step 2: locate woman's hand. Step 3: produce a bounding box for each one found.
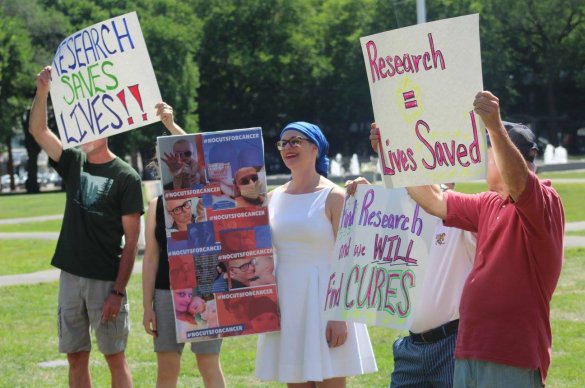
[155,102,175,130]
[326,320,348,348]
[143,306,157,337]
[344,176,371,196]
[370,123,381,154]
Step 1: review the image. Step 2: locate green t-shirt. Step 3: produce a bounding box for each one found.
[51,148,144,281]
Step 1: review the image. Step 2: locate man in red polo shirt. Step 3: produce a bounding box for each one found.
[371,91,564,386]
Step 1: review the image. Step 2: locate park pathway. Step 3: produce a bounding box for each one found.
[0,213,584,287]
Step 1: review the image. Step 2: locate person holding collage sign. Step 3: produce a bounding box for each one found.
[255,121,377,386]
[142,102,225,388]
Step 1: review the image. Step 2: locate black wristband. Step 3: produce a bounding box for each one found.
[111,289,125,297]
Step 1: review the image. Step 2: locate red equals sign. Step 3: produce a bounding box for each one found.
[403,90,418,109]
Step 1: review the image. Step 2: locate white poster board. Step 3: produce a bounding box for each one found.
[360,14,486,188]
[50,11,161,149]
[323,185,435,329]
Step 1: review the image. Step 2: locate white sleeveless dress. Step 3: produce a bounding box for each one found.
[255,186,377,383]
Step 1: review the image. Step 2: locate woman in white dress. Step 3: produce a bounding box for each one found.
[255,122,377,387]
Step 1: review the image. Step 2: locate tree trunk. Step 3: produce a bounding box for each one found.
[25,151,40,193]
[130,147,139,172]
[24,116,41,193]
[6,137,16,191]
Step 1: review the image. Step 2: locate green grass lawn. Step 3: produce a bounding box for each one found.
[0,192,66,220]
[0,275,395,387]
[0,248,583,386]
[538,170,585,180]
[0,219,62,233]
[566,230,585,237]
[0,240,57,275]
[0,172,585,387]
[0,176,583,386]
[553,183,585,222]
[0,175,580,221]
[445,181,585,223]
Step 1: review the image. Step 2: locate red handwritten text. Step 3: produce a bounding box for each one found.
[365,33,446,84]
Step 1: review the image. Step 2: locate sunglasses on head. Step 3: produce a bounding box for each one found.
[238,174,259,186]
[276,136,311,151]
[175,150,192,158]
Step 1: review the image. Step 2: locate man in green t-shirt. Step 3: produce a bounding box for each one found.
[29,66,143,388]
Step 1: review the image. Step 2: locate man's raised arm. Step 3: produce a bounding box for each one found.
[28,66,63,162]
[473,91,529,201]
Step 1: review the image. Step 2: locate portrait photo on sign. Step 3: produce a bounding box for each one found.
[202,128,267,209]
[164,195,202,232]
[158,135,206,190]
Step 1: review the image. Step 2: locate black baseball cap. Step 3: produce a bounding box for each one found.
[486,121,538,162]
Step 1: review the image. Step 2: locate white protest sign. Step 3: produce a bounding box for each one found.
[361,14,486,188]
[323,185,435,329]
[50,11,161,149]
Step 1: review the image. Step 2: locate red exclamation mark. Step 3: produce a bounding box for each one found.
[128,84,147,121]
[116,90,134,125]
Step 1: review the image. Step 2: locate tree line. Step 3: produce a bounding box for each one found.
[1,0,584,192]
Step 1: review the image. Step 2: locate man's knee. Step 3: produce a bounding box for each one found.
[104,351,128,369]
[67,351,91,369]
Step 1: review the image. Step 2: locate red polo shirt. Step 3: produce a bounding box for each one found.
[445,172,564,382]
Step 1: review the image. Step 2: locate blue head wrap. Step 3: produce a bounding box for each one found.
[280,121,330,177]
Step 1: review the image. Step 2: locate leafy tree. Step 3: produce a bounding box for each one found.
[118,0,203,171]
[4,0,585,190]
[26,0,204,176]
[193,0,332,170]
[449,0,585,144]
[0,8,35,190]
[5,0,71,65]
[316,0,411,158]
[2,0,71,192]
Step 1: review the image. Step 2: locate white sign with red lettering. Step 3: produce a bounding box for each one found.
[361,14,486,188]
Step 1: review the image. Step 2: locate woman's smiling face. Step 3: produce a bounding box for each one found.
[278,130,317,172]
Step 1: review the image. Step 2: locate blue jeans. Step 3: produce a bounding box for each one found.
[453,359,542,388]
[389,332,457,387]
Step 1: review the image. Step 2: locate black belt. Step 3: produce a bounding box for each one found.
[409,319,459,343]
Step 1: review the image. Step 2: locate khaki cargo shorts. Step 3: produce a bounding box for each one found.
[58,271,129,355]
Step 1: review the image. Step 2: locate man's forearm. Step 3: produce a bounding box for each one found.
[406,185,447,220]
[487,123,529,200]
[29,94,49,138]
[28,90,63,162]
[113,242,138,293]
